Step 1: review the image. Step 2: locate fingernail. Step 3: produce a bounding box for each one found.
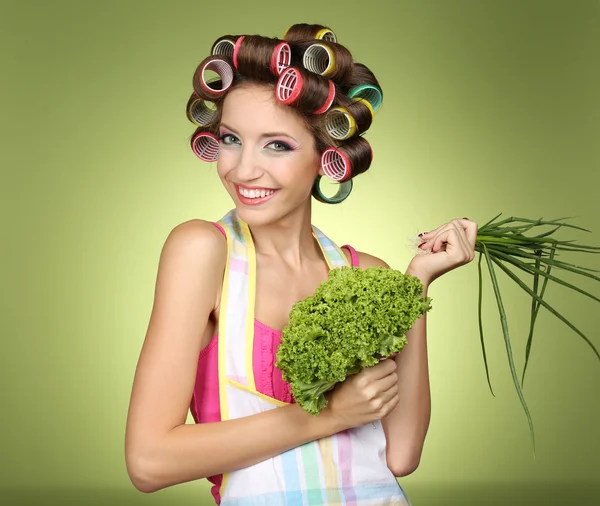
[463,217,469,220]
[418,232,428,237]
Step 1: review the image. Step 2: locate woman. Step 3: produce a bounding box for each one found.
[125,23,477,505]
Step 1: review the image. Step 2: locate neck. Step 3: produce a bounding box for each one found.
[245,202,322,268]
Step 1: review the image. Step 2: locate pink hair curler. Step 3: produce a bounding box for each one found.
[232,35,245,69]
[270,42,291,75]
[313,79,335,115]
[276,68,335,114]
[197,57,234,97]
[276,67,303,105]
[191,132,219,162]
[321,148,351,182]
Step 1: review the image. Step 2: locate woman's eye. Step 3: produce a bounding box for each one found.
[268,141,292,151]
[219,134,239,145]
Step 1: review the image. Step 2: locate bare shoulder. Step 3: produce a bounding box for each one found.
[162,218,226,260]
[342,246,390,269]
[157,218,227,310]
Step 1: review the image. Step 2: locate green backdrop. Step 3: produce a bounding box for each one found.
[2,0,599,504]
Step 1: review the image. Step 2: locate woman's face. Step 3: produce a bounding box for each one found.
[216,83,321,227]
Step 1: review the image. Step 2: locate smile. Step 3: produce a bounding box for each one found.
[235,185,279,205]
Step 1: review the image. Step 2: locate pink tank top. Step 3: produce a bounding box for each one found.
[189,222,359,503]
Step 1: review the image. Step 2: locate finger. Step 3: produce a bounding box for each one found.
[367,382,399,414]
[420,219,476,259]
[365,358,397,380]
[464,219,479,252]
[418,223,448,250]
[418,223,446,242]
[452,218,477,261]
[453,218,478,247]
[431,226,466,254]
[378,384,400,413]
[450,219,470,251]
[420,221,463,249]
[380,382,399,405]
[373,369,398,392]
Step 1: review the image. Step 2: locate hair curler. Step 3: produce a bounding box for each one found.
[211,36,238,58]
[186,96,218,126]
[276,67,303,105]
[191,132,219,162]
[348,84,383,112]
[276,67,335,114]
[321,136,373,182]
[233,36,290,76]
[194,56,234,98]
[315,28,337,42]
[302,43,335,77]
[324,107,357,140]
[271,41,291,75]
[321,148,352,182]
[283,24,337,43]
[312,175,352,204]
[232,36,245,69]
[353,97,375,120]
[313,79,335,114]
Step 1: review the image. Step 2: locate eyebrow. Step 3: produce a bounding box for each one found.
[220,123,298,142]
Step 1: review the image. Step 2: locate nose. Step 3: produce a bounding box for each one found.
[235,145,264,182]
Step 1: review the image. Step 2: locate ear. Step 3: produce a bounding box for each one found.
[316,152,325,176]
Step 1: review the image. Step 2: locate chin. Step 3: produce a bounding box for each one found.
[234,205,275,227]
[233,204,286,228]
[232,199,309,229]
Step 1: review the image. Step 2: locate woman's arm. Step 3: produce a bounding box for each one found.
[351,251,431,477]
[355,218,477,477]
[125,220,343,492]
[383,272,431,477]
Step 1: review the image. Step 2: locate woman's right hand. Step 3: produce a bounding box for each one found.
[325,359,399,431]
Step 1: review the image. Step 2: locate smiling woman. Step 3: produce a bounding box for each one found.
[216,85,324,225]
[125,22,478,506]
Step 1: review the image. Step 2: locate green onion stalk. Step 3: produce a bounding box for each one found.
[474,214,600,455]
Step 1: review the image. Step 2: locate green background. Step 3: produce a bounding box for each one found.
[2,0,599,504]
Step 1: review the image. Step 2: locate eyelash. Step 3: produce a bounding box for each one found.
[219,134,293,152]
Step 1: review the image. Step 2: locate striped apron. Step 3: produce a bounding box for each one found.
[216,209,410,505]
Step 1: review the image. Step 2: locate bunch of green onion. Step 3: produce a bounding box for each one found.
[474,214,600,454]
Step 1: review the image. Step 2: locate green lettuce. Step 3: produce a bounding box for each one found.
[276,266,432,415]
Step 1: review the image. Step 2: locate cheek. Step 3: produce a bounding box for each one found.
[299,151,322,179]
[271,158,316,184]
[216,150,236,179]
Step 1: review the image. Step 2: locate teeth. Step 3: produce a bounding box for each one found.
[239,187,275,199]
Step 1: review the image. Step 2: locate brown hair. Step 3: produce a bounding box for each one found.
[187,23,384,203]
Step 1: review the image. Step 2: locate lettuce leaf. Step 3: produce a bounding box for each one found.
[276,266,432,415]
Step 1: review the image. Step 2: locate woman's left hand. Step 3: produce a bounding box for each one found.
[407,218,478,286]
